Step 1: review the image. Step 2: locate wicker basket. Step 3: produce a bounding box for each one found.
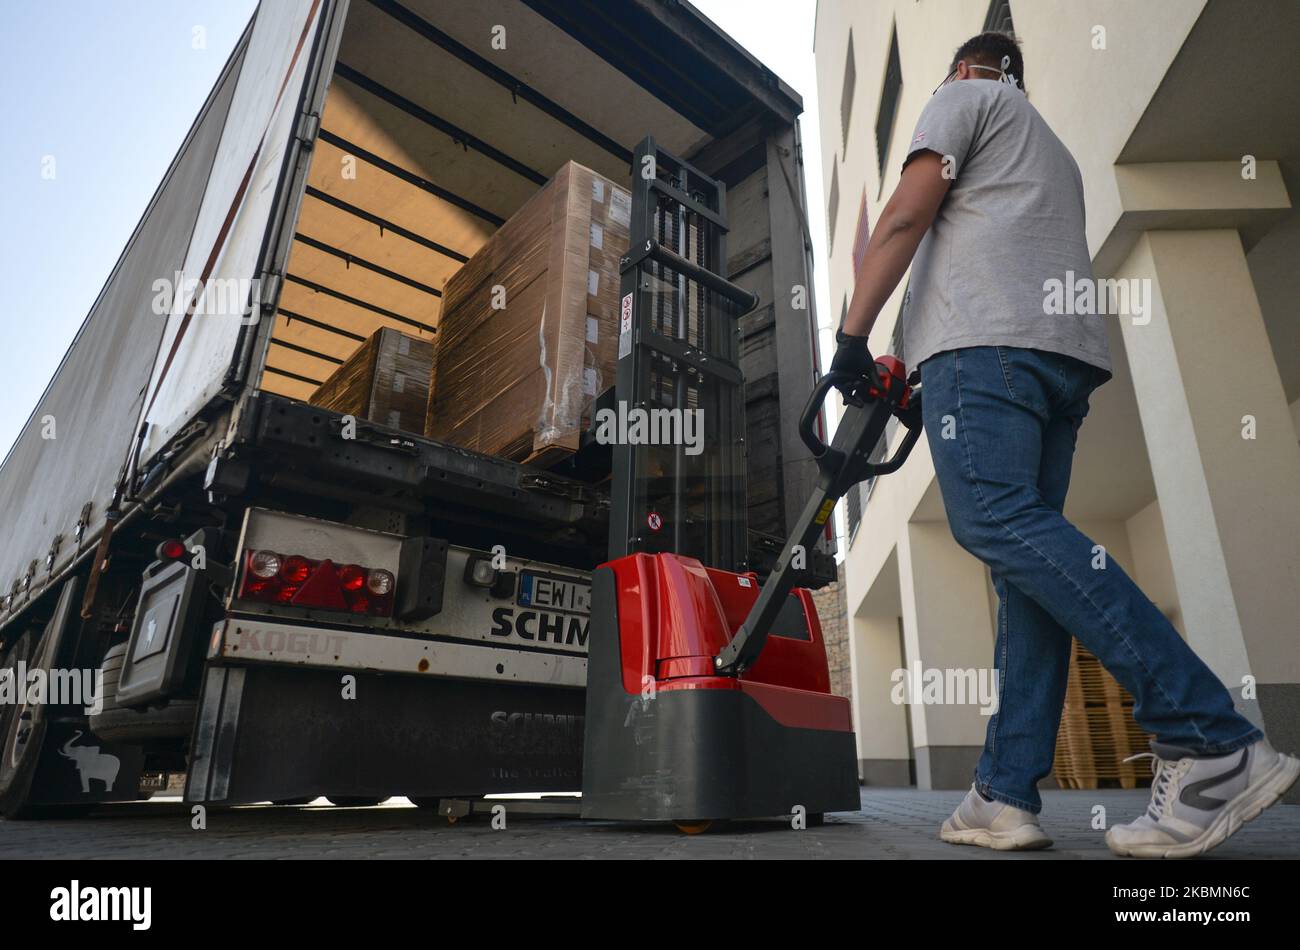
[1053,640,1153,789]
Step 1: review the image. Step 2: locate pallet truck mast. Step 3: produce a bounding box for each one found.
[581,139,923,826]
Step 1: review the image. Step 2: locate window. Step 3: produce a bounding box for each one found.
[856,414,896,527]
[875,27,902,181]
[888,286,907,363]
[983,0,1015,33]
[846,481,864,544]
[850,190,870,280]
[840,30,856,150]
[827,163,840,254]
[853,294,909,533]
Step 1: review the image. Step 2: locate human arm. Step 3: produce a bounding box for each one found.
[830,150,952,383]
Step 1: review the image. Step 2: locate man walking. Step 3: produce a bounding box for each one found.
[830,30,1297,857]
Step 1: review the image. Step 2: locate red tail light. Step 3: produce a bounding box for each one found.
[237,549,395,617]
[157,538,188,561]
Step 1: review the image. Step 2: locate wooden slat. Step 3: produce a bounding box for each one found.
[1053,640,1153,789]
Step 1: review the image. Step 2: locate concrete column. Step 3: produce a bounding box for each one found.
[897,521,996,789]
[848,612,911,786]
[1115,230,1300,772]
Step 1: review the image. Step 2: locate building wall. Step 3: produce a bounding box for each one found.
[811,562,852,699]
[814,0,1300,796]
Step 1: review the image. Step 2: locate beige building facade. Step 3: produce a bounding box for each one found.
[812,0,1300,796]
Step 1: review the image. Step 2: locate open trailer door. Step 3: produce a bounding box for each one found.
[135,0,347,468]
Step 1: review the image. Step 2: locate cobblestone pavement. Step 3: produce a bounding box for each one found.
[2,789,1297,859]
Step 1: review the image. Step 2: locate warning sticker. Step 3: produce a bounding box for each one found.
[618,292,634,359]
[813,498,836,526]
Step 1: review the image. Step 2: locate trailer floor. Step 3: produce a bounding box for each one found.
[1,789,1297,859]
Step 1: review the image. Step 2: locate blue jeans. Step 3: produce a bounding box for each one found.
[919,346,1261,813]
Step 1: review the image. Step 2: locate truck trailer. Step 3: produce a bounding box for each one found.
[0,0,835,818]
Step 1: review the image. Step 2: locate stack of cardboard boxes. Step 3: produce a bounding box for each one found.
[309,161,630,467]
[308,326,434,434]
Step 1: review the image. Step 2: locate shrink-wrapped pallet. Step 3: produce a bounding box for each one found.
[425,161,631,463]
[309,327,434,434]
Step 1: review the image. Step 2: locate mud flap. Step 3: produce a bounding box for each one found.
[28,720,147,805]
[3,577,147,810]
[187,663,585,804]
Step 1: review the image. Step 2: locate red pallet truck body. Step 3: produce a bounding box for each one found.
[581,139,921,824]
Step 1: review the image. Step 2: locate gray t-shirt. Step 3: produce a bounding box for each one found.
[900,79,1111,377]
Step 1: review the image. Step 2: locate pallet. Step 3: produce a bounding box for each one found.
[1053,640,1152,789]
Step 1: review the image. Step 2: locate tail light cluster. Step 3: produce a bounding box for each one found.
[238,549,395,617]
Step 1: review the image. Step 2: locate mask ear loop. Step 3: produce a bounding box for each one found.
[998,53,1022,92]
[993,54,1024,92]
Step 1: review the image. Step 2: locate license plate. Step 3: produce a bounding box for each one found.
[517,572,590,615]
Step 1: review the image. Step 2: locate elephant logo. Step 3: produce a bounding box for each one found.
[59,730,121,793]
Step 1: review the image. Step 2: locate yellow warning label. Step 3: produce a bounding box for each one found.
[813,499,836,525]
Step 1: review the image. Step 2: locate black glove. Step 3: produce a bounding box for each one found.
[829,329,878,396]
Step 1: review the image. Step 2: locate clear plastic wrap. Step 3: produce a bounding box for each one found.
[309,327,434,433]
[425,161,631,463]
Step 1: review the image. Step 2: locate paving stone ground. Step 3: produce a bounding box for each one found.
[2,788,1297,859]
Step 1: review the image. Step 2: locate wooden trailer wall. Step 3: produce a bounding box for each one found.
[252,0,827,549]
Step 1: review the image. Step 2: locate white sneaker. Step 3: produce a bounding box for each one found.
[1106,737,1300,859]
[940,784,1053,851]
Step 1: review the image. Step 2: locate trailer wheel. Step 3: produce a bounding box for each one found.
[87,643,197,743]
[0,630,45,818]
[324,796,387,807]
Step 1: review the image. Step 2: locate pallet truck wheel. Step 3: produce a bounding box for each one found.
[673,820,713,835]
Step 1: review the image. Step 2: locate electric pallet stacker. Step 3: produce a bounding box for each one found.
[580,139,923,829]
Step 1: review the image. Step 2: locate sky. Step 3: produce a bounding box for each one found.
[0,0,838,530]
[0,0,260,461]
[692,0,836,366]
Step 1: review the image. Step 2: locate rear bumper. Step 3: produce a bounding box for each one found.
[191,617,588,804]
[209,616,586,687]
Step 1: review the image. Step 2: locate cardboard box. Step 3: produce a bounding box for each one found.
[309,327,434,434]
[425,161,630,463]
